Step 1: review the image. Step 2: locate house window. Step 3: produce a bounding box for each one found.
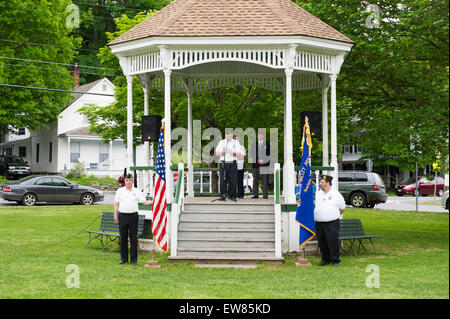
[18,128,25,135]
[70,142,80,163]
[49,142,52,163]
[36,143,40,163]
[19,146,26,158]
[99,143,109,163]
[5,147,12,156]
[102,84,107,91]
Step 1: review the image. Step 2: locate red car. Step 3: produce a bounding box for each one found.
[394,176,445,197]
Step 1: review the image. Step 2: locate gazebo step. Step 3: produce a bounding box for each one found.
[168,256,284,264]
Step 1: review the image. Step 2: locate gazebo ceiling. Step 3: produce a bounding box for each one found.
[109,0,353,46]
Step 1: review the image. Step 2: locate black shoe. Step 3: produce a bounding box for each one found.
[332,261,340,267]
[263,195,268,199]
[251,195,259,199]
[131,261,138,266]
[219,197,226,201]
[230,197,237,202]
[317,260,329,266]
[118,260,128,265]
[237,196,244,199]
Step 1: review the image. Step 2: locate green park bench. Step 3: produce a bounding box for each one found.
[315,218,382,257]
[85,212,145,251]
[338,218,382,255]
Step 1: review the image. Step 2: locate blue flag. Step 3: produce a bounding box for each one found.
[295,118,315,248]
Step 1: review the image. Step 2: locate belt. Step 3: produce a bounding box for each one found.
[119,211,138,214]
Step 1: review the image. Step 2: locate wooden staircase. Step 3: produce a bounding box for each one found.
[168,201,284,264]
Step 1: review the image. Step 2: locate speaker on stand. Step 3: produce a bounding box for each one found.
[141,115,162,195]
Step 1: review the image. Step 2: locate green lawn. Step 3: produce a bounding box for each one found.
[0,204,448,299]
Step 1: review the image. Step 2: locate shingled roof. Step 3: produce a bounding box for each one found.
[108,0,353,46]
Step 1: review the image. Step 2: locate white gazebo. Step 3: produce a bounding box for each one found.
[108,0,354,205]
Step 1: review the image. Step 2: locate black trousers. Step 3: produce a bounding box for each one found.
[220,162,237,198]
[252,167,268,197]
[118,212,138,263]
[237,169,244,198]
[315,219,340,263]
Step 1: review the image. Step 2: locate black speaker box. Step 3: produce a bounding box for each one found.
[300,111,321,139]
[141,115,162,142]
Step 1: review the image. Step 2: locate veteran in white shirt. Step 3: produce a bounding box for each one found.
[114,173,152,265]
[314,175,346,267]
[215,131,242,201]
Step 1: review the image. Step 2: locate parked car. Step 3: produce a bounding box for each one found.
[338,171,388,208]
[0,155,31,179]
[0,175,104,206]
[442,190,449,211]
[394,176,445,197]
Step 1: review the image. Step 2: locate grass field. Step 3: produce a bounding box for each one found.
[0,204,448,299]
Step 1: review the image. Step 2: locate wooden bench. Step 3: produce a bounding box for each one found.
[338,218,381,255]
[315,218,382,256]
[85,212,145,251]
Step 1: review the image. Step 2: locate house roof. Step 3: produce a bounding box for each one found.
[59,126,99,137]
[108,0,354,46]
[61,78,106,113]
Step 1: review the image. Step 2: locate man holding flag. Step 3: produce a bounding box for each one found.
[314,174,346,266]
[295,117,316,258]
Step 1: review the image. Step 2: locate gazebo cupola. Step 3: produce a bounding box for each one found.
[108,0,354,204]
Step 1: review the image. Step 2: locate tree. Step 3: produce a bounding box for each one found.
[0,0,81,134]
[297,0,449,172]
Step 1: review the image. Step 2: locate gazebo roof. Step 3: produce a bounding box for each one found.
[109,0,353,46]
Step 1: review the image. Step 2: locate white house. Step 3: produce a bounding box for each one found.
[0,78,128,178]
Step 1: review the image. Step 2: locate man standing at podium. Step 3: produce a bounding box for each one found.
[216,131,242,201]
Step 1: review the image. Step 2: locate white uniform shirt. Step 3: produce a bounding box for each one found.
[237,144,246,170]
[115,186,146,213]
[314,188,346,222]
[216,139,241,162]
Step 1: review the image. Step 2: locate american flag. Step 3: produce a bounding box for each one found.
[152,124,168,252]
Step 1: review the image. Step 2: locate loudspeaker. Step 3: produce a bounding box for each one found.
[141,115,162,142]
[300,111,321,139]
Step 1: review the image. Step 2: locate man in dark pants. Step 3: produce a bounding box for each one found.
[114,173,152,265]
[215,131,242,201]
[314,175,346,266]
[234,135,246,199]
[250,130,270,199]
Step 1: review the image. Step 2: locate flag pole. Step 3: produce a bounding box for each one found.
[296,116,312,267]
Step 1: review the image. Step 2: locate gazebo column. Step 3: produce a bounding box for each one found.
[283,67,295,204]
[163,69,173,203]
[282,89,287,197]
[187,87,194,197]
[322,84,329,168]
[126,75,134,170]
[329,74,339,190]
[142,86,151,195]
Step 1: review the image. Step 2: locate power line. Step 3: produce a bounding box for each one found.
[0,83,115,96]
[0,55,117,71]
[0,38,100,53]
[0,62,120,77]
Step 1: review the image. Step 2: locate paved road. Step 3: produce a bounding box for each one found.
[1,191,447,213]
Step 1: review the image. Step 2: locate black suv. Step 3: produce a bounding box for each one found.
[0,155,31,179]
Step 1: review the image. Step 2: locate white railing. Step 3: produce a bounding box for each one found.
[274,163,282,258]
[170,162,184,257]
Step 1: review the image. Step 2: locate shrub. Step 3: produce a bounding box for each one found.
[66,162,86,179]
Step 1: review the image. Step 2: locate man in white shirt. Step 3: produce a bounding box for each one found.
[234,135,246,199]
[314,175,346,266]
[215,131,242,201]
[114,173,152,265]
